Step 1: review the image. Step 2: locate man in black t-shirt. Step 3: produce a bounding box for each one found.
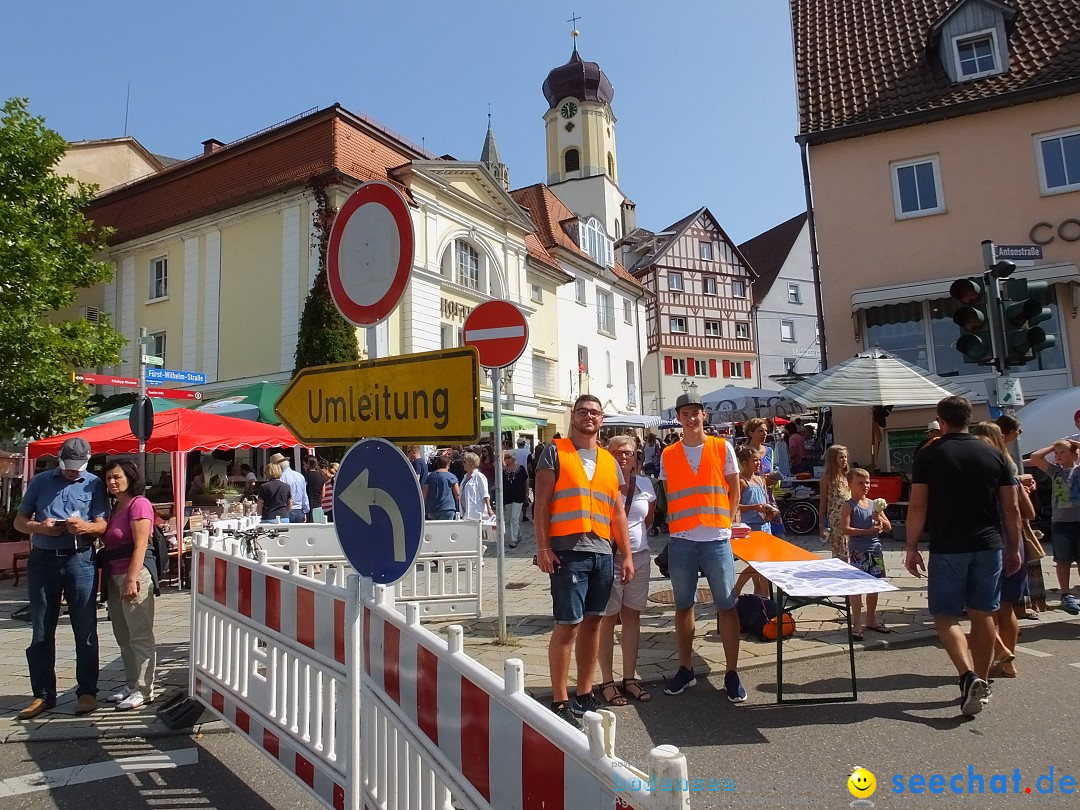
[905,396,1021,718]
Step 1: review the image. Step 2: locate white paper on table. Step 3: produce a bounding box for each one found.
[749,557,899,598]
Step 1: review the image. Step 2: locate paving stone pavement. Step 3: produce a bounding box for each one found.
[1,523,1074,742]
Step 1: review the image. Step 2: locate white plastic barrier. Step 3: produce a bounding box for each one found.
[259,521,485,619]
[190,535,690,810]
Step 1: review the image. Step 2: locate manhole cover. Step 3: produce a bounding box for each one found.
[648,587,713,606]
[505,582,528,590]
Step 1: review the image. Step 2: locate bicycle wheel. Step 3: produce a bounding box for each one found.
[783,502,819,535]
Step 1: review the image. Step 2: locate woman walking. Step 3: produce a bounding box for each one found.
[459,453,493,521]
[99,459,157,711]
[258,462,292,523]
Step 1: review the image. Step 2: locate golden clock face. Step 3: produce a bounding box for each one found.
[560,101,577,119]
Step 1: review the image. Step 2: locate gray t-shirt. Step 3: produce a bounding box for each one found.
[537,442,625,554]
[1046,462,1080,523]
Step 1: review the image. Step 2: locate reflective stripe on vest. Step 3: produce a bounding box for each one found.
[548,438,620,539]
[663,436,732,534]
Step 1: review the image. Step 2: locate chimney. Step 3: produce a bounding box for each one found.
[620,199,637,236]
[202,138,225,156]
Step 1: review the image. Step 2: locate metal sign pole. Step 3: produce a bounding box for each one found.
[493,368,507,644]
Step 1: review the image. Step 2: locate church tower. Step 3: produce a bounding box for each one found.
[542,32,625,240]
[479,115,509,191]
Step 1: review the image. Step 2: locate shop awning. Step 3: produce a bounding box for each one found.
[850,262,1080,311]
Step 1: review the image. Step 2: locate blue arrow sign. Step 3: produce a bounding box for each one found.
[333,438,424,584]
[145,367,206,385]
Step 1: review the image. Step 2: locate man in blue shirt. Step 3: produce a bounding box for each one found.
[269,453,309,523]
[15,437,109,719]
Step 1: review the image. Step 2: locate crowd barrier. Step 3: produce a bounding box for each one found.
[190,534,690,810]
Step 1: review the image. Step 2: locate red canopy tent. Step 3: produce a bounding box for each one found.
[29,409,301,583]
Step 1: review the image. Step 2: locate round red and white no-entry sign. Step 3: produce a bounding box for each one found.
[463,300,530,369]
[327,181,414,327]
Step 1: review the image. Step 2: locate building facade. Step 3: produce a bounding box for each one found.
[793,0,1080,467]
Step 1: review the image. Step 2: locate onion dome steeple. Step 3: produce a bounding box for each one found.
[541,46,615,110]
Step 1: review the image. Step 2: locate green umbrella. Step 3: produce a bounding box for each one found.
[194,381,285,424]
[83,396,179,428]
[480,414,536,431]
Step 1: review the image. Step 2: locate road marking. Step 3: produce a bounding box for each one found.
[0,748,198,797]
[1014,645,1052,658]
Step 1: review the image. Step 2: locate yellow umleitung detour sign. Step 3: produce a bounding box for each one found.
[274,347,480,445]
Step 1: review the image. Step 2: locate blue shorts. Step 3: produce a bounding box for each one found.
[927,549,1002,616]
[550,551,614,625]
[668,537,737,612]
[1051,522,1080,564]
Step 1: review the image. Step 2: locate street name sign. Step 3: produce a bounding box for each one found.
[141,354,164,366]
[333,438,424,584]
[994,244,1043,267]
[274,346,480,445]
[327,181,415,327]
[73,373,139,388]
[145,368,207,385]
[146,388,203,401]
[463,300,530,369]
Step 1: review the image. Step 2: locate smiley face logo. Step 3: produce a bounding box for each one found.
[848,767,876,798]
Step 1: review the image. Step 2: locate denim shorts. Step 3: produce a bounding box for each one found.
[668,537,737,612]
[927,549,1002,616]
[1051,522,1080,564]
[550,551,614,625]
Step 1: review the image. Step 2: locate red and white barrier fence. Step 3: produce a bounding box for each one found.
[191,534,689,810]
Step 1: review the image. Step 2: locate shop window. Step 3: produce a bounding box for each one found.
[863,301,928,369]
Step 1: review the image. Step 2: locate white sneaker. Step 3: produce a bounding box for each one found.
[105,686,132,703]
[115,690,146,711]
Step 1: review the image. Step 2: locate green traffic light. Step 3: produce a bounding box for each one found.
[956,333,990,361]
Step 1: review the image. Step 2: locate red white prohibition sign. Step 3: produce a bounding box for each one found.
[327,181,415,327]
[463,300,530,369]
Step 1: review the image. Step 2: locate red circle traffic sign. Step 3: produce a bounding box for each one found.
[327,181,414,327]
[463,301,530,369]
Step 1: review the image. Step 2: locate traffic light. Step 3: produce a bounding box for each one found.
[1002,278,1056,364]
[949,277,992,363]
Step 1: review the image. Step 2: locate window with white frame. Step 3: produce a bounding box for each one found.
[670,316,687,333]
[454,240,480,289]
[596,289,615,335]
[693,360,708,377]
[699,241,714,261]
[780,320,796,342]
[532,354,557,397]
[605,351,613,386]
[579,217,613,267]
[575,278,586,305]
[440,323,456,349]
[671,358,687,375]
[531,283,543,303]
[892,156,945,218]
[1037,128,1080,194]
[623,297,633,324]
[577,345,589,374]
[626,361,637,407]
[788,283,801,304]
[704,319,721,337]
[731,279,746,298]
[149,257,168,300]
[668,272,684,292]
[736,322,750,339]
[953,30,1001,80]
[729,362,746,379]
[148,331,166,364]
[702,275,717,296]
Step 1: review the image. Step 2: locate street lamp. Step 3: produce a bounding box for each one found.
[689,379,698,396]
[680,377,691,393]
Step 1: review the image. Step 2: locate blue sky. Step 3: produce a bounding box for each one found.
[2,1,804,244]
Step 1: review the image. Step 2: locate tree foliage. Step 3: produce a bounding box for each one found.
[0,97,125,439]
[293,177,360,375]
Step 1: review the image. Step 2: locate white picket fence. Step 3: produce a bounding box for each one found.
[190,534,690,810]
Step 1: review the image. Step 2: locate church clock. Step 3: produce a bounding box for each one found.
[560,101,578,119]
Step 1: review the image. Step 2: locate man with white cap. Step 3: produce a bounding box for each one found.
[915,420,943,457]
[14,437,109,719]
[268,452,309,523]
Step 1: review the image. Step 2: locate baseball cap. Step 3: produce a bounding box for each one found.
[268,453,287,464]
[517,437,526,445]
[58,437,92,471]
[675,392,705,412]
[926,420,941,432]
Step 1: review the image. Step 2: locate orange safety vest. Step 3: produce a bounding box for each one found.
[548,438,620,540]
[663,436,732,534]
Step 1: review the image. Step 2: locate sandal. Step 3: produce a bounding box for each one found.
[622,678,652,703]
[600,681,628,707]
[852,632,865,642]
[866,625,893,634]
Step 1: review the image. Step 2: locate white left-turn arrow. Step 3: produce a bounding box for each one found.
[339,467,407,563]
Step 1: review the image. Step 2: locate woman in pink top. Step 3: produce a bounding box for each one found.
[100,459,156,710]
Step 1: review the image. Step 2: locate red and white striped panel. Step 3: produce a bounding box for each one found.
[195,676,345,810]
[363,604,635,810]
[196,548,346,666]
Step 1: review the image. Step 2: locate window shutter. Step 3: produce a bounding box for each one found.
[709,359,717,377]
[664,356,673,375]
[687,356,694,375]
[744,361,752,379]
[722,360,731,378]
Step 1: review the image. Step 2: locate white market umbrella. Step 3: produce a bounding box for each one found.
[602,413,663,428]
[1017,387,1080,456]
[698,385,801,420]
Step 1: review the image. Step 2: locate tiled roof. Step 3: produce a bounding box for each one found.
[793,0,1080,141]
[737,212,808,305]
[523,232,561,272]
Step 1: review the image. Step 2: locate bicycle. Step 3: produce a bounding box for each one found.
[776,497,819,536]
[222,524,289,560]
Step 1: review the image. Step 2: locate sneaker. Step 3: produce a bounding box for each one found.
[17,697,56,721]
[724,670,748,703]
[550,701,582,730]
[1061,593,1079,615]
[105,686,132,704]
[959,673,988,717]
[663,666,697,695]
[75,695,98,716]
[571,691,604,717]
[115,690,146,711]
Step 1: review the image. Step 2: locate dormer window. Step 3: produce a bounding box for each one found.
[953,29,1001,79]
[578,217,614,268]
[931,0,1015,84]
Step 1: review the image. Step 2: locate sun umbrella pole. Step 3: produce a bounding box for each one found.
[493,368,508,644]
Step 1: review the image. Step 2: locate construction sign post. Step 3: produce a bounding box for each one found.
[274,347,480,445]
